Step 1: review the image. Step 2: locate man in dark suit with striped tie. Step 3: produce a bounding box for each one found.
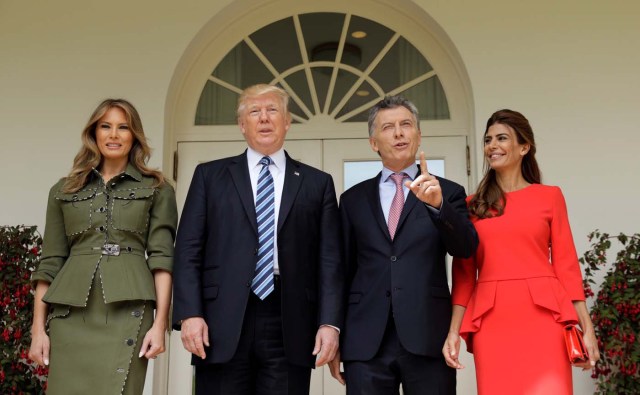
[172,84,344,394]
[329,96,478,394]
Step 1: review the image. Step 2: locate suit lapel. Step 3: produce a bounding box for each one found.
[228,151,258,235]
[278,153,303,233]
[367,173,392,240]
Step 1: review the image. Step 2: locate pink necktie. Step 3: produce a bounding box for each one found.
[388,173,407,240]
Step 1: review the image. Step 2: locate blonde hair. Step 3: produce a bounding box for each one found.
[62,99,164,193]
[236,84,291,120]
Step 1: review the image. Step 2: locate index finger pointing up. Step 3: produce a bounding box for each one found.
[420,151,429,176]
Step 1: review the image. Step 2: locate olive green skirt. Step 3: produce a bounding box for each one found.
[46,275,154,395]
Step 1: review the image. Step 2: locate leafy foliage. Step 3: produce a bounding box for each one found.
[0,226,47,394]
[580,230,639,394]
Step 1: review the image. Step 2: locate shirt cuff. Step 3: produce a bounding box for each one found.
[320,324,340,334]
[424,201,442,213]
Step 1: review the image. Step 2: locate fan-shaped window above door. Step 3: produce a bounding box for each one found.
[195,12,450,125]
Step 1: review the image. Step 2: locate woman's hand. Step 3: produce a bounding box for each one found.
[139,323,166,360]
[574,326,600,370]
[29,281,50,366]
[28,327,50,366]
[572,301,600,370]
[442,331,464,369]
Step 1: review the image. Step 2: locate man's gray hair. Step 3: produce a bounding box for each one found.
[367,95,420,137]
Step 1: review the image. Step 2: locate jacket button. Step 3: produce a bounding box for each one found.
[246,280,252,287]
[126,338,134,346]
[390,256,397,262]
[254,248,258,255]
[132,311,141,317]
[116,368,125,373]
[111,182,117,187]
[129,192,136,198]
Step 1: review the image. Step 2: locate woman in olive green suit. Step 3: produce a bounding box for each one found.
[29,99,178,394]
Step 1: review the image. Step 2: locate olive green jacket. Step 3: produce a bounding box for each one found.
[32,165,178,306]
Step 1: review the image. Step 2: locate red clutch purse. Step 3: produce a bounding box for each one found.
[564,324,589,364]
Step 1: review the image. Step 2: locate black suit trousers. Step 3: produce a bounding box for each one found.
[344,312,455,395]
[195,278,311,395]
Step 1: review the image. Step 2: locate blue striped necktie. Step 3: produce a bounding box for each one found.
[252,156,275,299]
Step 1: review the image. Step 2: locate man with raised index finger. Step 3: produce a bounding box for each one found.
[172,84,343,395]
[329,95,478,394]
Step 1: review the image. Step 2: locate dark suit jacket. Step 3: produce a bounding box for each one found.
[172,151,343,368]
[339,171,478,361]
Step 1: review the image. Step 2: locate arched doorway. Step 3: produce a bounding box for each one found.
[161,1,476,394]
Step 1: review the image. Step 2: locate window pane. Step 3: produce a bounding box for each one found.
[311,67,333,110]
[348,16,394,72]
[337,79,376,122]
[284,70,313,116]
[370,36,433,92]
[212,41,273,89]
[195,81,238,125]
[300,13,345,62]
[329,69,359,113]
[249,17,301,73]
[399,76,450,120]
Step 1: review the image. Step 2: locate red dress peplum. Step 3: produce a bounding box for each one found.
[452,184,585,394]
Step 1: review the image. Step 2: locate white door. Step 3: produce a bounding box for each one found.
[166,136,475,395]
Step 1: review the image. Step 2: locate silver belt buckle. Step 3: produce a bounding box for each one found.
[102,243,121,256]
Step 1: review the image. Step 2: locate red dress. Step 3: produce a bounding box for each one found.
[452,184,585,394]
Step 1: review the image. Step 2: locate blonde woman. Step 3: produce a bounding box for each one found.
[29,99,177,394]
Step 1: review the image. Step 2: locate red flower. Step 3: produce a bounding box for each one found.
[1,329,10,342]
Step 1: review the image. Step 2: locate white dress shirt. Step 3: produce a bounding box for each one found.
[247,147,286,274]
[379,163,441,223]
[379,164,418,223]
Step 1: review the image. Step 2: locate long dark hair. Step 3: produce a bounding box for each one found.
[469,109,541,218]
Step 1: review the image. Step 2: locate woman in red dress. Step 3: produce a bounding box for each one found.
[442,109,599,394]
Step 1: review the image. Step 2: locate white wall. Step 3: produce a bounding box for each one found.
[0,0,232,228]
[1,1,638,393]
[421,0,640,234]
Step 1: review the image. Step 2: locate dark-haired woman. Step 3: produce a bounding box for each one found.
[442,109,599,394]
[29,99,177,394]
